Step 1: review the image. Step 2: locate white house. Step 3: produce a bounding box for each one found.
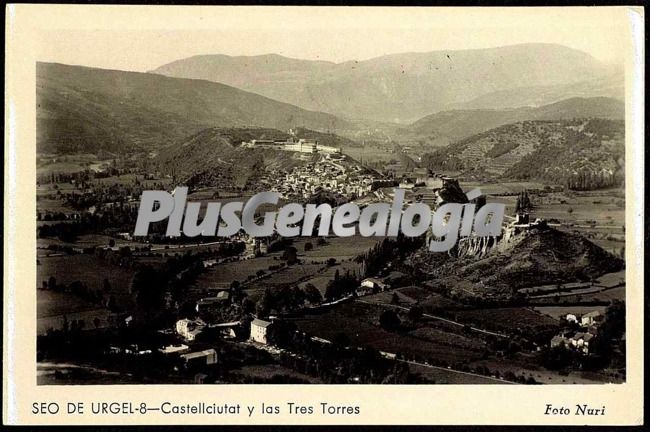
[361,278,388,292]
[581,333,595,354]
[250,318,272,344]
[550,335,568,348]
[176,318,206,341]
[581,311,603,327]
[571,332,586,347]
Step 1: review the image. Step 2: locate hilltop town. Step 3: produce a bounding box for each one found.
[35,46,627,386]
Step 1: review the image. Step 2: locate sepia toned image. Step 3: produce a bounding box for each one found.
[33,11,630,387]
[5,4,644,426]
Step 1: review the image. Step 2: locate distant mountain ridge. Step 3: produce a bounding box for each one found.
[152,43,623,123]
[403,97,624,142]
[37,62,354,154]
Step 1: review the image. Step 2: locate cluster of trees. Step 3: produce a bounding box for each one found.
[255,285,311,317]
[37,211,80,222]
[269,322,416,384]
[38,321,188,383]
[40,276,118,311]
[37,205,140,241]
[357,234,424,278]
[36,169,94,186]
[541,300,625,372]
[515,190,533,213]
[565,168,619,191]
[324,270,358,302]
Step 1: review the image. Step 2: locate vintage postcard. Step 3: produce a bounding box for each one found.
[4,4,644,426]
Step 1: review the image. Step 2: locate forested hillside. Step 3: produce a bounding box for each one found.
[422,119,624,190]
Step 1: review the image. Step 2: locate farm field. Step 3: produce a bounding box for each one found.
[293,236,381,260]
[192,256,280,290]
[294,302,483,364]
[453,308,559,333]
[534,305,607,321]
[298,259,365,297]
[37,254,136,314]
[37,255,136,293]
[407,362,509,384]
[92,173,173,188]
[341,145,395,163]
[36,197,78,214]
[37,361,180,385]
[530,285,625,305]
[37,290,114,335]
[38,307,112,335]
[462,181,548,195]
[37,162,89,175]
[229,364,322,383]
[469,358,622,384]
[38,234,145,251]
[257,264,325,287]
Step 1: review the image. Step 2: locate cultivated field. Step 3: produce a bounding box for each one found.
[453,308,559,333]
[37,290,112,335]
[534,305,607,321]
[294,302,483,365]
[407,362,510,384]
[230,364,322,383]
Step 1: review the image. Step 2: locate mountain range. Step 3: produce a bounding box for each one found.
[402,96,625,142]
[38,44,626,164]
[151,43,623,123]
[421,118,625,188]
[37,62,353,154]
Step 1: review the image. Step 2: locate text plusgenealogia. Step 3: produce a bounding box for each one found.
[134,187,505,252]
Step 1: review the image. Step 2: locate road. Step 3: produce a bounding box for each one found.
[355,298,508,338]
[245,338,515,384]
[393,358,515,384]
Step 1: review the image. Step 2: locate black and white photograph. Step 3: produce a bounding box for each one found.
[30,8,634,389]
[4,4,645,427]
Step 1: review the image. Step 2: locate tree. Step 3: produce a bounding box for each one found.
[241,298,255,314]
[106,295,117,312]
[332,332,350,348]
[103,278,111,293]
[407,305,423,322]
[390,292,399,305]
[256,288,273,317]
[47,276,57,291]
[304,242,313,252]
[108,239,116,248]
[379,310,401,331]
[541,345,574,370]
[303,283,322,304]
[281,246,298,265]
[131,265,166,312]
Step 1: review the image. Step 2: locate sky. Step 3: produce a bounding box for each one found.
[34,6,632,72]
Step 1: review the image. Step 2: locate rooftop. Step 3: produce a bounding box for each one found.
[251,318,272,328]
[181,349,217,360]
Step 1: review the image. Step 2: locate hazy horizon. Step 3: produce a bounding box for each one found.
[33,7,629,73]
[37,39,625,75]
